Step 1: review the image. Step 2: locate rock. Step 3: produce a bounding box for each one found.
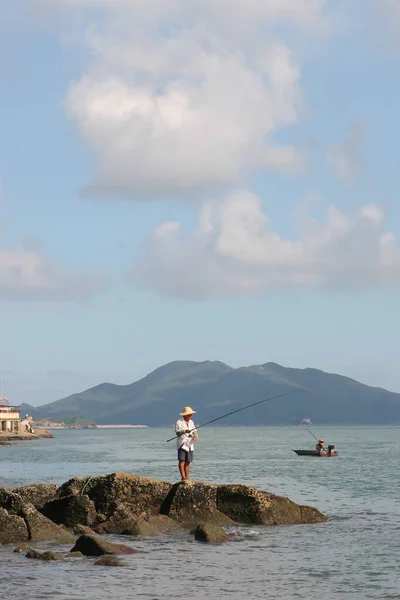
[34,429,53,438]
[216,485,327,525]
[19,502,75,543]
[14,543,32,553]
[41,551,63,561]
[41,494,97,528]
[2,474,327,545]
[93,503,138,534]
[0,487,74,545]
[93,521,116,534]
[94,513,107,524]
[74,524,95,535]
[298,505,327,523]
[70,534,137,557]
[12,484,58,509]
[57,476,87,497]
[25,548,44,560]
[55,473,326,529]
[95,556,125,567]
[122,514,183,537]
[161,481,236,526]
[26,549,63,561]
[94,504,177,536]
[194,523,230,544]
[68,551,84,558]
[0,429,53,441]
[57,473,171,519]
[0,508,29,544]
[0,487,24,514]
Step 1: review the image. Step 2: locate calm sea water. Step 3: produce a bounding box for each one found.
[0,426,399,600]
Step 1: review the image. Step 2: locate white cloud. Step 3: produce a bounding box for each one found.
[61,0,328,198]
[327,121,366,181]
[0,232,104,302]
[134,190,400,299]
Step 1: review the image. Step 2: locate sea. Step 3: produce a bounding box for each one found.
[0,426,399,600]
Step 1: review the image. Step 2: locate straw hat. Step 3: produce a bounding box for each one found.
[179,406,196,416]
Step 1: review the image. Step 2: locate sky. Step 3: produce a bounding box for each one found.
[1,0,400,406]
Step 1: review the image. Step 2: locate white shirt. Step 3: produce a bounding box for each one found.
[175,418,198,451]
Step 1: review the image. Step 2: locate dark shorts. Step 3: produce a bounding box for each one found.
[178,448,194,463]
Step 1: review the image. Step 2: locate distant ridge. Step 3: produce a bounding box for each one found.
[23,360,400,426]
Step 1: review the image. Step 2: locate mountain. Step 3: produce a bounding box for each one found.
[25,360,400,425]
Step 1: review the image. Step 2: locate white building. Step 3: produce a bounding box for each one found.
[0,397,20,433]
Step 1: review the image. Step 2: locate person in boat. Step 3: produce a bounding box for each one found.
[175,406,198,482]
[315,439,325,454]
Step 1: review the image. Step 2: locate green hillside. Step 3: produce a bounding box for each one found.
[26,360,400,425]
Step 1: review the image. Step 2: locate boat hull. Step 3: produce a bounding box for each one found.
[293,449,339,457]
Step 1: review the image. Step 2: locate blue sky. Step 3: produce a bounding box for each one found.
[1,0,400,406]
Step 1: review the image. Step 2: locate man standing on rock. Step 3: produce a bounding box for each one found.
[175,406,198,481]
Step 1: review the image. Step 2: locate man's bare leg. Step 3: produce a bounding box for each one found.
[179,460,186,480]
[184,462,191,480]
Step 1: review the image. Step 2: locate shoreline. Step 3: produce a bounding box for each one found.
[44,424,148,430]
[0,429,53,442]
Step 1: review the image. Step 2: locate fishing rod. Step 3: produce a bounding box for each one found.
[307,428,319,442]
[307,428,330,444]
[166,389,304,443]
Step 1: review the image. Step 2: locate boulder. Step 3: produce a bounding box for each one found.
[194,523,230,544]
[26,549,63,561]
[25,548,45,560]
[53,473,327,531]
[41,551,63,561]
[57,473,170,519]
[95,556,125,567]
[216,484,327,525]
[74,524,95,535]
[70,534,137,557]
[41,494,97,528]
[19,503,75,543]
[122,515,182,537]
[12,484,58,509]
[161,481,236,526]
[0,487,73,545]
[94,513,107,524]
[0,508,29,544]
[93,503,139,534]
[93,519,127,535]
[14,543,32,553]
[34,429,53,439]
[0,487,24,514]
[68,551,85,558]
[298,505,327,523]
[57,476,87,497]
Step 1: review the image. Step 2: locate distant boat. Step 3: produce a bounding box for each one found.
[292,417,312,425]
[82,418,98,429]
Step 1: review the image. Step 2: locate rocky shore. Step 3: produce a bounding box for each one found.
[0,429,53,443]
[0,473,327,560]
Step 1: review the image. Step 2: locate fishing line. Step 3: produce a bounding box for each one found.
[166,389,304,443]
[307,428,319,441]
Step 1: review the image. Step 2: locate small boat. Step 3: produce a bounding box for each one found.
[292,416,312,425]
[293,446,339,457]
